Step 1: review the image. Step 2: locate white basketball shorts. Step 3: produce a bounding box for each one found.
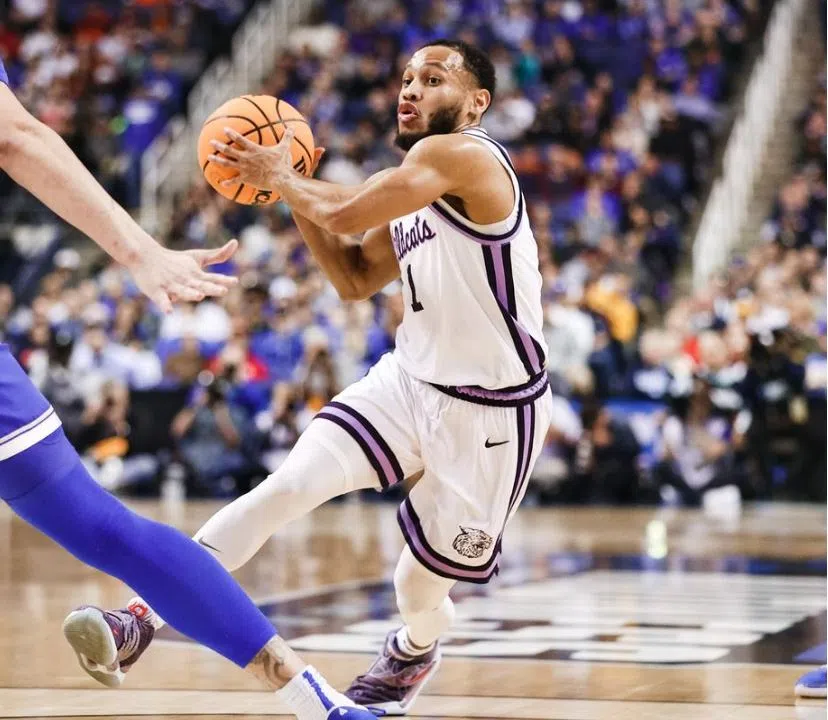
[313,352,552,583]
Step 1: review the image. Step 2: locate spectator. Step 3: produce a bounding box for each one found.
[544,283,595,377]
[571,399,643,504]
[171,373,262,497]
[164,335,205,386]
[255,381,303,473]
[4,0,796,504]
[653,378,752,505]
[672,75,722,125]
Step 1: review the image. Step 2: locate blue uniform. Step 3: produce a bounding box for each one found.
[0,345,62,463]
[0,59,64,464]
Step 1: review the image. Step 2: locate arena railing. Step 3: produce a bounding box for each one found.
[140,0,315,236]
[692,0,807,290]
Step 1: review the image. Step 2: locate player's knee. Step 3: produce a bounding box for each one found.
[259,464,306,498]
[394,561,443,616]
[259,439,350,500]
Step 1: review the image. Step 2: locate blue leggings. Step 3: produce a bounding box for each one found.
[1,428,276,667]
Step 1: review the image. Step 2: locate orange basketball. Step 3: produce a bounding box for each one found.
[197,94,315,205]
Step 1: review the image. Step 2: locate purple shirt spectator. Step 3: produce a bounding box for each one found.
[652,41,688,91]
[250,328,305,382]
[120,92,166,155]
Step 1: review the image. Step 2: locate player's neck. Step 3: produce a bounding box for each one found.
[453,120,482,133]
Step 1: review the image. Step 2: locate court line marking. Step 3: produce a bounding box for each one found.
[0,689,816,719]
[153,631,826,672]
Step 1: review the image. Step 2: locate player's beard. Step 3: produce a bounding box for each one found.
[395,104,463,151]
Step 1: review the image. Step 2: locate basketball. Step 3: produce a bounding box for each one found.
[197,94,315,205]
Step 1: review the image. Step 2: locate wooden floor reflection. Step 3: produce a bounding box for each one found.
[0,500,824,720]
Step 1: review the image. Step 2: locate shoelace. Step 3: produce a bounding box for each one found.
[350,654,434,696]
[110,610,144,663]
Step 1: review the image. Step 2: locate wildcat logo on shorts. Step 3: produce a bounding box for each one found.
[452,527,494,559]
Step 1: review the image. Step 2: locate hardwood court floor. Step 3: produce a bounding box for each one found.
[0,500,825,720]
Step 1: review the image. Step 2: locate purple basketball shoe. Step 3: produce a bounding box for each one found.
[63,605,155,688]
[345,630,441,715]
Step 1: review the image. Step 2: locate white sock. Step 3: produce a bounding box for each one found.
[276,665,354,720]
[126,597,166,630]
[395,626,434,658]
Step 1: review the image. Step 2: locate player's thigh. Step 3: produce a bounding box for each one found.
[401,394,544,582]
[0,345,74,499]
[309,353,424,492]
[0,345,61,457]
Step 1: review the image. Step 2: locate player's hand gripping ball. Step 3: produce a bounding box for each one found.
[197,94,315,205]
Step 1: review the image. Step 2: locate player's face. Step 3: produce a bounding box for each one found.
[395,46,474,151]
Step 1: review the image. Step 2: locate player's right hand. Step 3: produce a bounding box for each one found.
[127,239,239,313]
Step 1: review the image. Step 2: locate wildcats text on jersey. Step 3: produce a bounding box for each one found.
[391,214,436,261]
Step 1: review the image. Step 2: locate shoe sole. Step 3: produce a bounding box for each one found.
[795,685,828,699]
[363,653,442,716]
[63,608,125,689]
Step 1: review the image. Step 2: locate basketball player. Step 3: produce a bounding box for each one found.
[71,39,552,715]
[0,60,376,720]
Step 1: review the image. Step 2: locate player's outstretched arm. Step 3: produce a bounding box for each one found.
[210,129,481,235]
[0,83,238,312]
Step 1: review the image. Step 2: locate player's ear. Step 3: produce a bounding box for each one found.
[473,89,491,116]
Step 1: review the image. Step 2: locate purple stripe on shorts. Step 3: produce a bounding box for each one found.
[316,403,403,488]
[524,405,537,502]
[327,401,404,481]
[397,500,501,583]
[505,404,530,516]
[511,403,537,515]
[507,403,534,517]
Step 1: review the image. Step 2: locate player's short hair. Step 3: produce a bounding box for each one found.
[419,39,496,102]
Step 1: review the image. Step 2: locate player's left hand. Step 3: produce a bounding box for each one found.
[209,127,296,192]
[127,240,239,313]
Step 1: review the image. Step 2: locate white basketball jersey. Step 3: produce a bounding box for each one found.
[391,127,548,399]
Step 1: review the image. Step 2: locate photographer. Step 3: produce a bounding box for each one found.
[742,319,812,499]
[255,382,303,474]
[206,312,271,415]
[569,398,642,504]
[299,326,340,413]
[653,377,752,506]
[171,370,261,497]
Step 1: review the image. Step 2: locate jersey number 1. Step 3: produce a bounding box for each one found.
[406,265,424,312]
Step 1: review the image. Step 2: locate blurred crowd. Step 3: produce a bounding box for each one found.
[0,0,255,220]
[1,0,824,504]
